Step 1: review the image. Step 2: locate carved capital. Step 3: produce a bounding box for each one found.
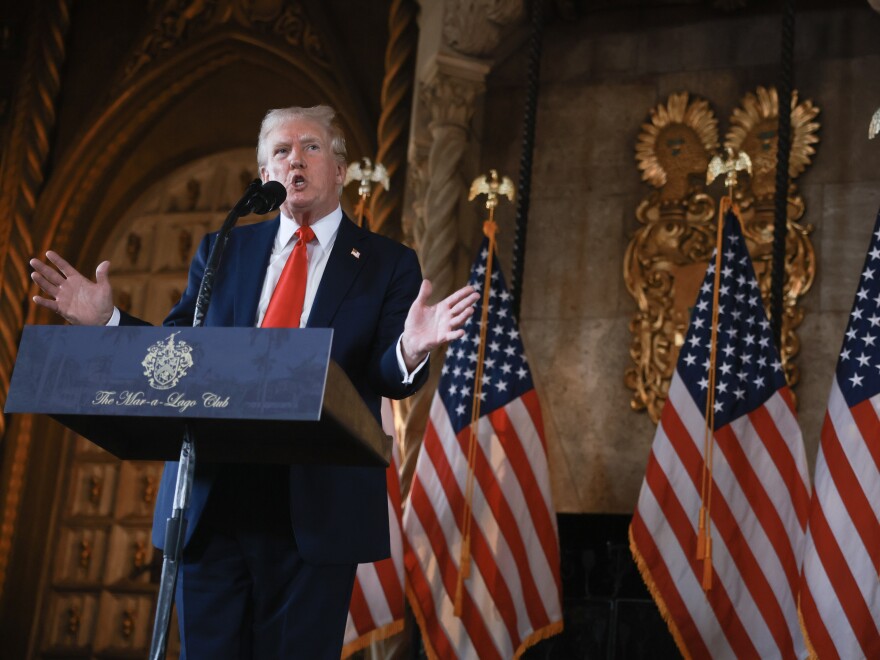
[420,69,483,130]
[442,0,524,57]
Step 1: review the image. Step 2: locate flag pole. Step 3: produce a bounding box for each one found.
[700,149,752,590]
[454,170,515,616]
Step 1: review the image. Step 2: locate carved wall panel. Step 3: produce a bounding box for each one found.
[625,88,819,423]
[31,149,256,658]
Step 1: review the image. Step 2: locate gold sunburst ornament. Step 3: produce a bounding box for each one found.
[635,91,719,200]
[725,85,819,199]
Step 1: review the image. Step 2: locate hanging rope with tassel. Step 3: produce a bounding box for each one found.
[510,0,544,323]
[771,0,796,350]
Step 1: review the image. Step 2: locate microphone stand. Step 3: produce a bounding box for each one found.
[148,179,271,660]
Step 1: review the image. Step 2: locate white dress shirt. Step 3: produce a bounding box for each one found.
[255,206,342,328]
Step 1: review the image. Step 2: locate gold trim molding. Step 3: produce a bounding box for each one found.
[625,87,819,423]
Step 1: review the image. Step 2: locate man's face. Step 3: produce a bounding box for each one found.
[260,117,345,223]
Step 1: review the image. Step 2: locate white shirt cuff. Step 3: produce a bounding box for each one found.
[106,307,121,326]
[396,334,428,385]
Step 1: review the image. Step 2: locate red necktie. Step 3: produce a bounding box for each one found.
[261,225,316,328]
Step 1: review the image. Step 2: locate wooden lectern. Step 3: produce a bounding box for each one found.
[5,324,391,659]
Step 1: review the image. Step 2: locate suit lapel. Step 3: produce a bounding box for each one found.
[233,217,279,326]
[307,215,369,328]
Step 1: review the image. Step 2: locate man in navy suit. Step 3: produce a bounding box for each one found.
[30,105,478,658]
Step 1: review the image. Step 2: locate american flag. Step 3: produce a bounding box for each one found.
[342,398,406,656]
[403,238,563,659]
[629,210,811,659]
[799,209,880,658]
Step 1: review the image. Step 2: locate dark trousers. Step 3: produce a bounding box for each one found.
[175,465,357,659]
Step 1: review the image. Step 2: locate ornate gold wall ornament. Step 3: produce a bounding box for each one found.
[725,85,819,197]
[625,92,720,421]
[625,88,820,422]
[634,91,719,199]
[723,85,819,389]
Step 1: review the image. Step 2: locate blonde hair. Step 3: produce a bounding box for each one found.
[256,105,347,168]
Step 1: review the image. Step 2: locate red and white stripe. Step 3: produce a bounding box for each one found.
[342,399,407,657]
[403,389,562,660]
[630,373,811,659]
[799,378,880,659]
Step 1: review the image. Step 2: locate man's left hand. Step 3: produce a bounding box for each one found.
[401,280,480,371]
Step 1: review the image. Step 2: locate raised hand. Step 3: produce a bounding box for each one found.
[401,280,480,371]
[30,251,115,326]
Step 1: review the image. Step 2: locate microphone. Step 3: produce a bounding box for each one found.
[240,179,287,215]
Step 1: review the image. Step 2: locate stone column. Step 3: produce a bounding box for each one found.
[397,0,522,500]
[373,4,522,657]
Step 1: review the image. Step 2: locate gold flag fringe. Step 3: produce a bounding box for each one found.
[629,525,694,660]
[407,580,563,660]
[340,619,405,659]
[796,595,820,660]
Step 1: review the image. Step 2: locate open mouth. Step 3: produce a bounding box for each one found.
[292,174,306,189]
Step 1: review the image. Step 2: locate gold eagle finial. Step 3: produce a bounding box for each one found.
[707,147,752,192]
[344,157,390,198]
[468,169,515,210]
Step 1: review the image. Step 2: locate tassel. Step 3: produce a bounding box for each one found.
[702,537,713,591]
[453,539,471,617]
[696,507,707,559]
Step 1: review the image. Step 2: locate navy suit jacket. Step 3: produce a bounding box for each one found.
[125,215,427,565]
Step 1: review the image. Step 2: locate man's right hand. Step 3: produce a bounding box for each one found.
[30,251,115,326]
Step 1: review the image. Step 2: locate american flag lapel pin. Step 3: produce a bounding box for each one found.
[351,248,360,259]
